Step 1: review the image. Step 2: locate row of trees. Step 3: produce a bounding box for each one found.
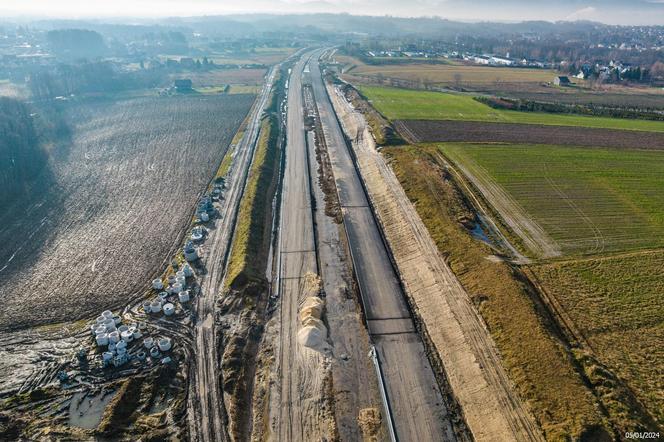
[477,96,664,119]
[28,62,166,100]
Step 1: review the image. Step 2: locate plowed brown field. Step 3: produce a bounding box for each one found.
[396,119,664,149]
[0,94,254,330]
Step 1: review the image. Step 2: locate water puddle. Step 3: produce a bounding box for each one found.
[68,389,116,429]
[470,215,491,244]
[149,392,169,414]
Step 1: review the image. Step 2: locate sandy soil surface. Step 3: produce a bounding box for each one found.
[308,95,386,440]
[262,55,336,442]
[256,57,384,441]
[0,95,254,331]
[395,119,664,149]
[328,81,545,441]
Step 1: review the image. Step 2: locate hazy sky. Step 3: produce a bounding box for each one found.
[2,0,664,25]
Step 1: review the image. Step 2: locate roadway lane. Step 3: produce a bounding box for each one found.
[307,54,457,441]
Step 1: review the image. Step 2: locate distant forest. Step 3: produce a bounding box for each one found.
[46,29,107,58]
[0,98,48,207]
[28,62,167,99]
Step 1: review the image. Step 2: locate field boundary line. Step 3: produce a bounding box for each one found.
[444,147,561,258]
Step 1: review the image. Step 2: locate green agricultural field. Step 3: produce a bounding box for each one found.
[531,252,664,427]
[384,145,611,438]
[359,86,664,132]
[228,84,262,94]
[441,143,664,256]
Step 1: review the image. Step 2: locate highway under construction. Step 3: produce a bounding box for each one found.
[257,49,457,441]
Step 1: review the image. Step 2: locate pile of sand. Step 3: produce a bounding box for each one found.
[303,271,321,294]
[297,296,328,352]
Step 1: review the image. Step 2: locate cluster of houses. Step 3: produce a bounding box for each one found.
[462,54,556,68]
[566,60,647,82]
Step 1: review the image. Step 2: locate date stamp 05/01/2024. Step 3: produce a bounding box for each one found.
[625,432,660,440]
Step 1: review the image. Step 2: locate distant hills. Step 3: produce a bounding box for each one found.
[25,14,657,40]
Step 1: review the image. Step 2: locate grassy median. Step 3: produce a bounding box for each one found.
[225,114,280,292]
[225,68,286,293]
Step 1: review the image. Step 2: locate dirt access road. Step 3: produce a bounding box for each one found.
[187,67,278,442]
[328,69,545,440]
[309,53,458,440]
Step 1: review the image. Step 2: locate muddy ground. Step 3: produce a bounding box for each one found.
[396,119,664,149]
[0,94,254,331]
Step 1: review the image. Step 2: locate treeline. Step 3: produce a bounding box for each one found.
[46,29,107,58]
[0,98,48,207]
[28,62,167,99]
[476,96,664,122]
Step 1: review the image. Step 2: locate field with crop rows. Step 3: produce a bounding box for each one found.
[0,94,254,330]
[338,55,664,108]
[337,55,556,88]
[170,68,267,88]
[531,253,664,426]
[441,143,664,256]
[397,120,664,148]
[359,86,664,132]
[383,145,611,438]
[209,47,296,65]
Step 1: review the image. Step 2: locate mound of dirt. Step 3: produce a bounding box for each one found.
[297,325,328,351]
[303,272,322,293]
[299,296,324,322]
[301,316,325,329]
[358,407,382,441]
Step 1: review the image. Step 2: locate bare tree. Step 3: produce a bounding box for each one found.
[494,76,502,91]
[651,61,664,81]
[453,73,463,90]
